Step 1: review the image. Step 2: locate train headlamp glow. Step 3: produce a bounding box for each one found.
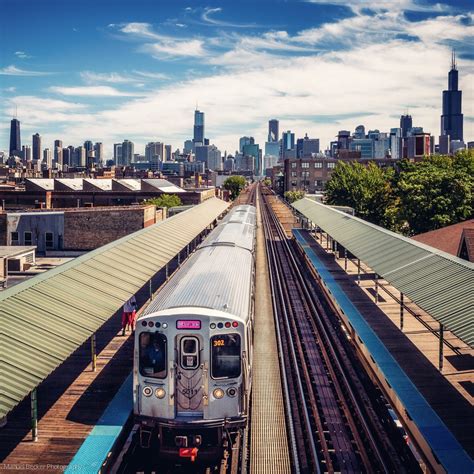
[162,323,168,329]
[143,386,153,397]
[155,388,166,399]
[213,388,225,399]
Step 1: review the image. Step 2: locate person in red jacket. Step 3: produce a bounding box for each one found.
[122,295,137,336]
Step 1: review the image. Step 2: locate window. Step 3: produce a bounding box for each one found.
[291,171,297,177]
[302,162,309,168]
[24,232,32,246]
[139,332,167,378]
[314,162,323,168]
[314,180,323,188]
[211,334,241,379]
[327,162,336,169]
[302,171,309,178]
[291,181,297,187]
[291,162,296,168]
[45,232,54,249]
[180,336,199,369]
[10,232,19,245]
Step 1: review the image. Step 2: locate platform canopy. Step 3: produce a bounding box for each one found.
[0,198,229,419]
[292,198,474,348]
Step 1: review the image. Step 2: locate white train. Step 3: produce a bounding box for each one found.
[133,205,256,463]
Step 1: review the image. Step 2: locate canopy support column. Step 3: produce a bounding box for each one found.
[374,274,379,304]
[439,323,444,372]
[344,248,348,271]
[357,259,361,285]
[31,389,38,442]
[91,333,96,372]
[400,292,404,331]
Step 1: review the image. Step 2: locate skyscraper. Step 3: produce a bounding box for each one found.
[54,140,63,169]
[193,110,205,145]
[121,140,134,166]
[441,50,463,141]
[239,136,254,153]
[94,142,103,164]
[400,114,412,138]
[9,118,21,156]
[32,133,42,162]
[268,119,279,142]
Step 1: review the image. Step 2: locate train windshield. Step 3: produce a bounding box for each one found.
[211,334,241,379]
[139,332,167,378]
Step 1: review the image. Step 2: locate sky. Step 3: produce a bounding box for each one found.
[0,0,473,158]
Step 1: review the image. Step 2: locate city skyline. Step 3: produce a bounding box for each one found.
[0,0,473,156]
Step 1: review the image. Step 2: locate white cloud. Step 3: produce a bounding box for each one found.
[201,7,257,28]
[117,22,207,58]
[141,39,206,58]
[305,0,449,14]
[0,65,52,76]
[80,70,169,84]
[14,51,32,59]
[49,86,145,97]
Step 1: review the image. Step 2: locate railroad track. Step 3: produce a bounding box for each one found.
[259,185,420,473]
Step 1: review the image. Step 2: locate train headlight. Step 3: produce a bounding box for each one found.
[155,388,166,399]
[227,387,237,397]
[213,388,225,399]
[142,386,153,397]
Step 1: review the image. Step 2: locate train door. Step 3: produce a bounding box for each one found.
[175,335,205,416]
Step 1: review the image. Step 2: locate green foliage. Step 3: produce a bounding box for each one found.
[284,190,305,203]
[223,176,247,200]
[324,150,474,235]
[325,161,395,227]
[396,152,473,234]
[145,194,182,209]
[263,178,272,186]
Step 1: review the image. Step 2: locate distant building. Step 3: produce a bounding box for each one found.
[43,148,52,169]
[353,125,365,139]
[94,142,103,164]
[441,51,463,142]
[350,138,374,159]
[268,119,279,142]
[242,143,261,175]
[400,114,413,138]
[239,136,254,153]
[282,130,295,158]
[223,157,235,172]
[121,140,134,166]
[390,128,402,159]
[265,141,280,158]
[439,134,450,155]
[73,146,86,167]
[183,139,194,154]
[114,143,122,165]
[297,134,320,158]
[32,133,41,163]
[9,118,21,157]
[62,147,71,168]
[195,144,222,170]
[193,109,205,145]
[165,144,172,162]
[145,142,164,168]
[284,157,339,193]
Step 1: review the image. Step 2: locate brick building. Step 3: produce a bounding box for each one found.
[0,205,162,253]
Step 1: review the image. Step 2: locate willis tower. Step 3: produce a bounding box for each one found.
[440,50,463,141]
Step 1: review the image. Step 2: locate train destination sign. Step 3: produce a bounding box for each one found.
[176,320,201,330]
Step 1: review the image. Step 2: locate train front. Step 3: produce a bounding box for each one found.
[133,308,249,463]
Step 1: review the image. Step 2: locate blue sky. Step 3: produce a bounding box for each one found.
[0,0,473,157]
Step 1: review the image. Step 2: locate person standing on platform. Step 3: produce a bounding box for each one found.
[122,295,137,336]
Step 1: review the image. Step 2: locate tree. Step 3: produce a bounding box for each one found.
[263,178,272,187]
[224,176,247,200]
[325,161,396,227]
[396,151,473,234]
[284,190,305,203]
[145,194,182,209]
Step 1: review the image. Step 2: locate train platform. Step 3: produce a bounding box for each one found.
[293,228,473,473]
[250,195,291,473]
[0,321,133,474]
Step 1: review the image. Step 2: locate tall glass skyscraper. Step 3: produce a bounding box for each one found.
[441,51,463,141]
[193,110,205,144]
[400,115,412,138]
[32,133,42,162]
[9,118,21,156]
[268,119,279,142]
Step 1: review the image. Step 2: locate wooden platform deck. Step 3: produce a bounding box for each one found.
[0,316,133,474]
[304,231,474,458]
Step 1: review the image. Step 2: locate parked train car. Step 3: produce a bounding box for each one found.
[133,205,256,463]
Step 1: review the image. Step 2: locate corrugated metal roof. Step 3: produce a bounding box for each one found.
[292,198,474,348]
[0,198,229,419]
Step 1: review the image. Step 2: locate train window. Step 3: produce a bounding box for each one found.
[139,332,167,378]
[180,336,200,369]
[211,334,241,379]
